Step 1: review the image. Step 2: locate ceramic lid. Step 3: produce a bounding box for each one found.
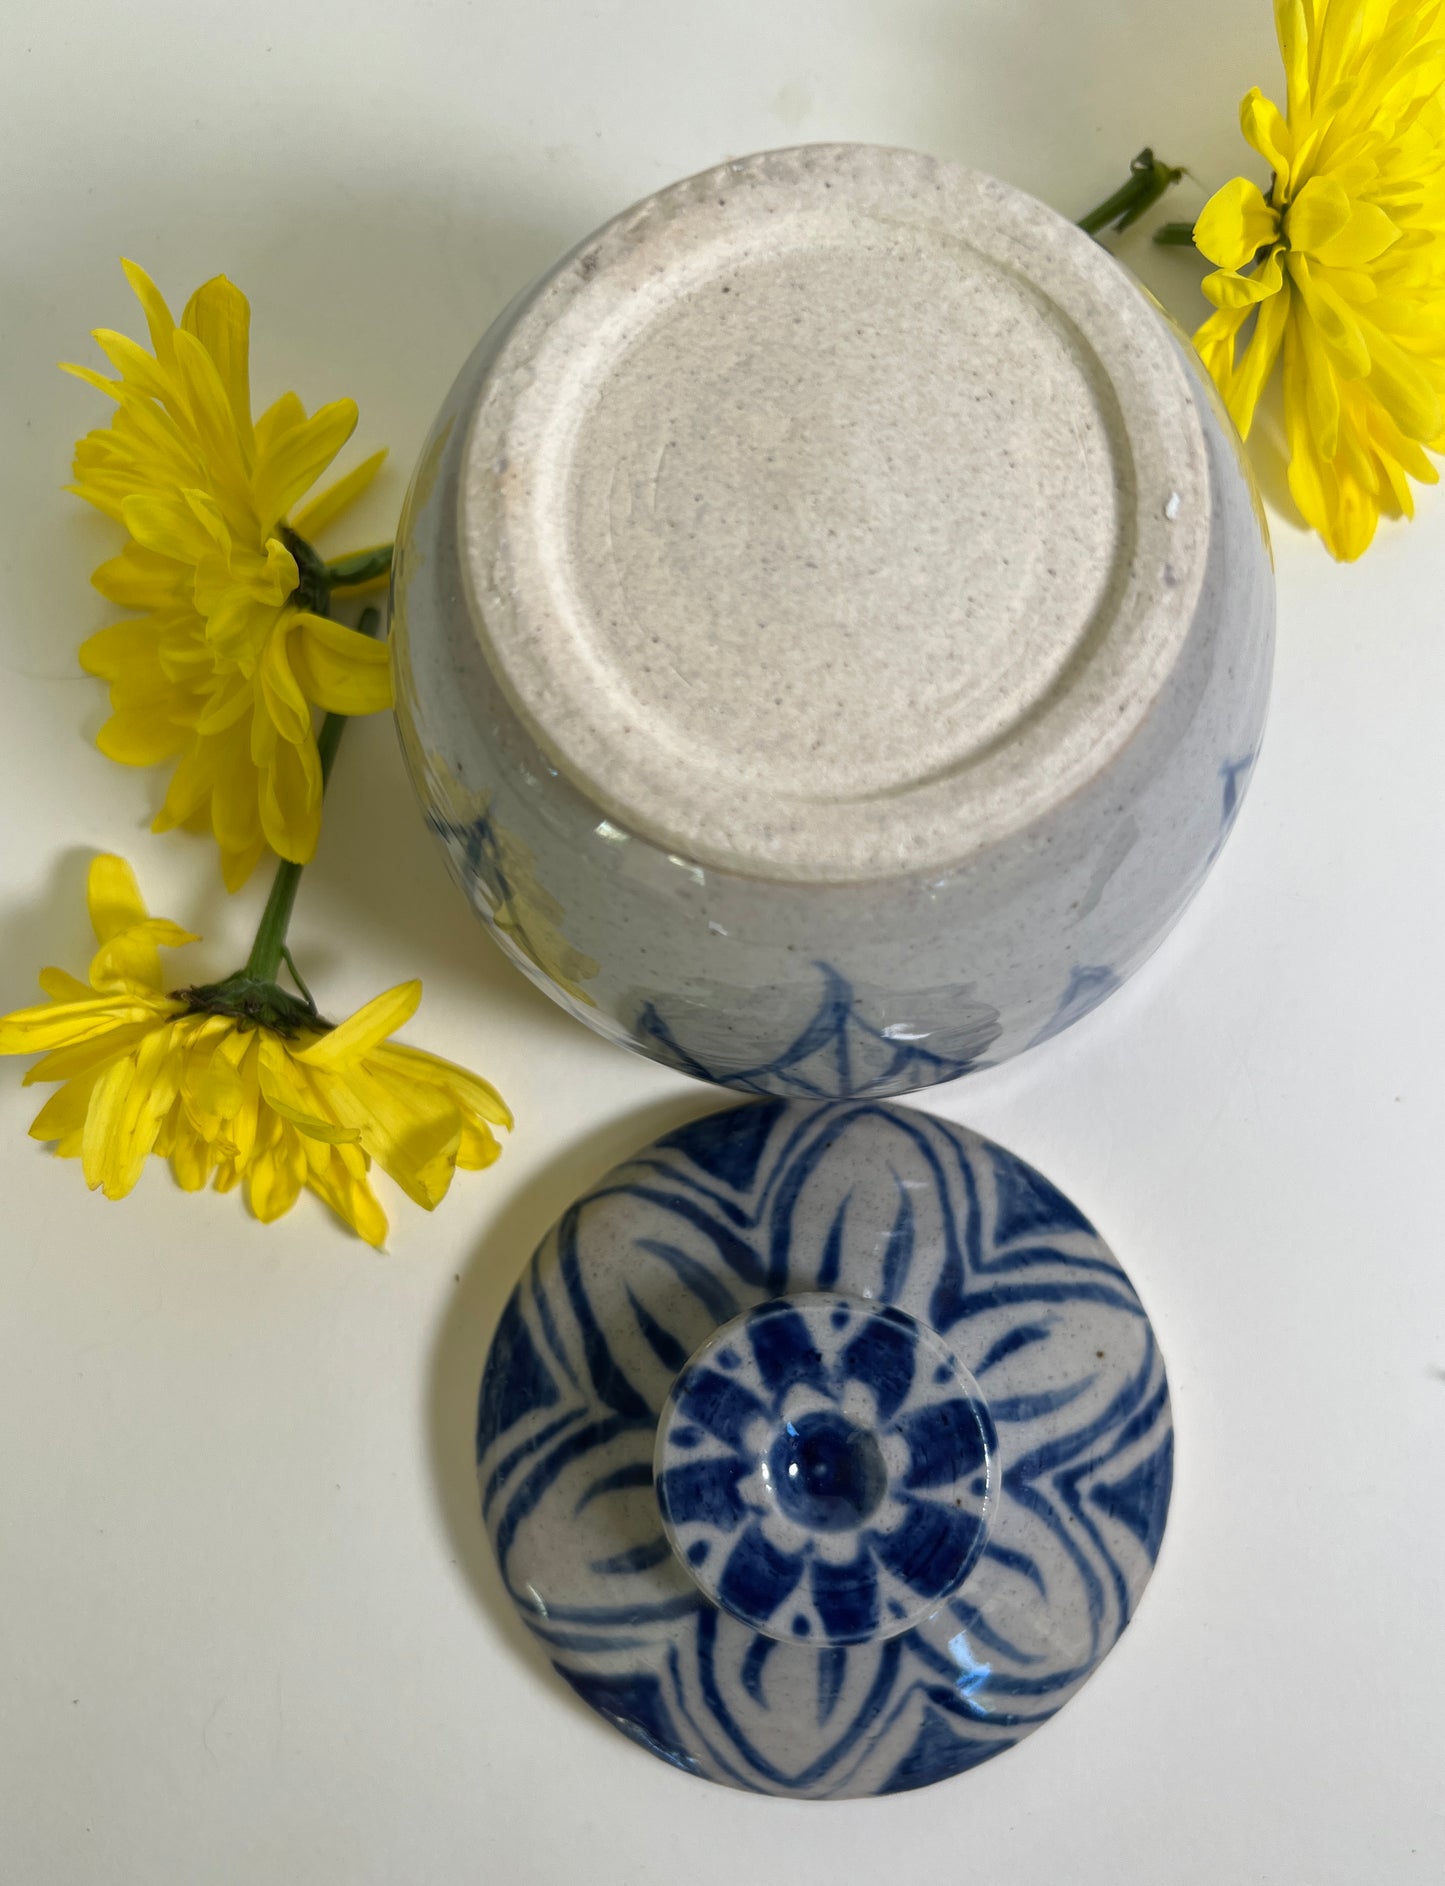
[475,1099,1173,1798]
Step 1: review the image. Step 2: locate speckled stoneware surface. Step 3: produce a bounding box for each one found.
[392,143,1274,1094]
[476,1100,1173,1797]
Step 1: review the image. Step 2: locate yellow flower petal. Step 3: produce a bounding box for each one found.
[294,981,422,1073]
[153,729,220,832]
[89,545,187,610]
[1285,175,1354,254]
[256,726,323,865]
[0,995,153,1051]
[1201,248,1287,311]
[28,1071,105,1145]
[456,1116,503,1170]
[1288,252,1373,377]
[201,587,284,670]
[1283,324,1381,560]
[1230,283,1293,439]
[1314,199,1401,267]
[79,1023,180,1199]
[1360,319,1444,441]
[87,854,150,946]
[256,1037,362,1143]
[181,275,255,460]
[258,534,301,605]
[19,1019,169,1086]
[1294,300,1344,458]
[38,967,94,1004]
[195,670,256,738]
[1197,177,1282,271]
[169,1119,214,1191]
[219,1038,263,1167]
[210,734,265,865]
[118,1024,183,1189]
[1273,0,1311,114]
[89,917,199,994]
[288,612,394,717]
[253,389,306,455]
[90,328,174,406]
[121,488,223,565]
[219,830,268,894]
[257,621,315,746]
[247,1127,307,1223]
[195,1039,246,1118]
[1240,86,1294,180]
[79,1055,136,1194]
[120,258,177,367]
[309,1151,389,1247]
[370,1040,514,1130]
[254,399,358,529]
[61,361,122,401]
[95,701,193,767]
[325,1061,462,1209]
[289,448,388,540]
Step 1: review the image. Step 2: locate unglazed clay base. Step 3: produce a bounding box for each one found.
[476,1101,1173,1797]
[394,144,1274,1088]
[461,145,1208,881]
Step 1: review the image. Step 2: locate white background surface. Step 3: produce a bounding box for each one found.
[2,3,1443,1881]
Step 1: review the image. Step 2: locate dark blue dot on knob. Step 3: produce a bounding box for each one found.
[769,1411,887,1532]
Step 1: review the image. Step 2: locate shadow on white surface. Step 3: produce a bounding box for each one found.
[0,845,100,1013]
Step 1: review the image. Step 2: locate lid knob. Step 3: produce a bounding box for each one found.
[655,1291,996,1645]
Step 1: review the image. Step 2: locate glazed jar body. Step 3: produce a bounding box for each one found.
[391,148,1274,1096]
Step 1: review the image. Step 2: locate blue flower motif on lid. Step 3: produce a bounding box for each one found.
[476,1098,1175,1799]
[656,1293,995,1645]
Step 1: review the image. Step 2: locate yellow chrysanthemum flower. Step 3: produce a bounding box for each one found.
[68,263,394,887]
[0,856,510,1247]
[1191,0,1445,560]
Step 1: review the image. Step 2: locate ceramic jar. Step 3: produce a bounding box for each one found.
[391,143,1273,1096]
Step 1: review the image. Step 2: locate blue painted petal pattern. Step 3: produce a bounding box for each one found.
[718,1525,805,1624]
[746,1301,828,1399]
[476,1099,1173,1798]
[812,1552,879,1643]
[656,1456,750,1532]
[899,1398,991,1488]
[874,1500,987,1598]
[676,1368,768,1447]
[635,962,1003,1099]
[839,1311,917,1422]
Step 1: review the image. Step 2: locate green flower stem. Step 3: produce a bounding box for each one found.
[326,544,393,589]
[279,525,334,616]
[244,863,304,985]
[1078,148,1185,237]
[244,604,383,984]
[1152,219,1199,247]
[279,945,316,1009]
